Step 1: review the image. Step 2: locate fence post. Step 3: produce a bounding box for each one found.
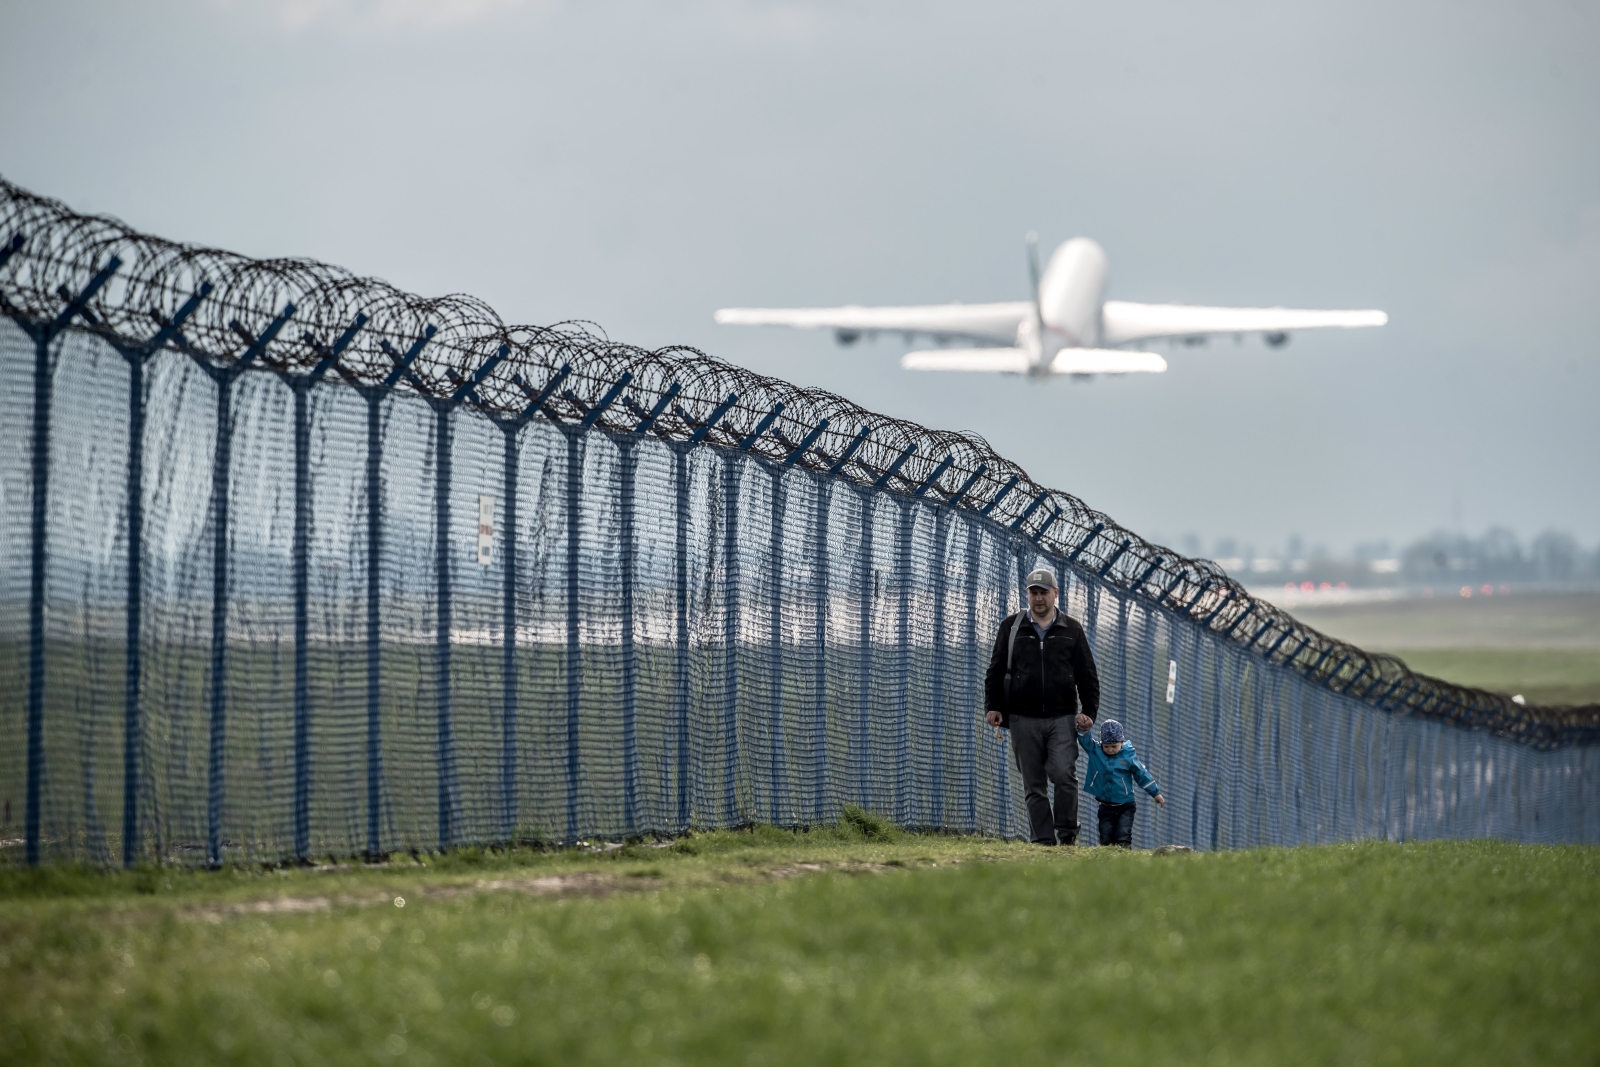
[856,488,874,808]
[895,499,913,824]
[397,341,509,852]
[282,314,365,863]
[721,451,742,825]
[963,519,982,831]
[349,331,434,858]
[202,302,294,867]
[501,428,520,841]
[993,538,1021,838]
[554,370,631,841]
[1098,539,1132,578]
[564,425,583,839]
[477,362,570,844]
[945,464,986,509]
[21,255,120,867]
[26,328,53,870]
[433,402,458,850]
[621,379,679,832]
[767,465,786,824]
[1208,632,1225,849]
[979,475,1019,517]
[929,506,949,829]
[1141,595,1162,845]
[824,424,875,811]
[364,396,384,855]
[811,477,831,825]
[1220,604,1253,641]
[619,436,639,834]
[292,383,312,858]
[123,350,145,865]
[664,394,729,833]
[674,446,691,827]
[1008,490,1048,533]
[96,283,213,868]
[735,408,786,824]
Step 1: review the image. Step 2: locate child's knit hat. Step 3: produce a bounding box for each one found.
[1099,719,1125,745]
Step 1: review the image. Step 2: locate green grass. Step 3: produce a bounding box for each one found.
[1392,648,1600,706]
[1290,591,1600,652]
[1289,591,1600,705]
[2,827,1596,1066]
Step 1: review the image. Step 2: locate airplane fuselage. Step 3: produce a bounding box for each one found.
[713,236,1386,378]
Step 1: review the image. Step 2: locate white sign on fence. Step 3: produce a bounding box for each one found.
[1166,659,1177,704]
[477,495,495,565]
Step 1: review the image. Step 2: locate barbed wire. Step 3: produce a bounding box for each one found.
[2,174,1595,749]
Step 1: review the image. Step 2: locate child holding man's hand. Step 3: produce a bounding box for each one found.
[1073,713,1163,847]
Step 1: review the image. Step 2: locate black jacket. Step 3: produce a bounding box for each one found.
[984,611,1100,724]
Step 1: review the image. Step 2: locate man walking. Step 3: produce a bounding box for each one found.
[984,568,1100,845]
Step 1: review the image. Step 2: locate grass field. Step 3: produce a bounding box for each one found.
[1293,591,1600,705]
[1387,648,1600,706]
[2,822,1595,1066]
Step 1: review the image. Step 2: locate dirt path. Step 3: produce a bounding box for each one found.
[182,859,915,921]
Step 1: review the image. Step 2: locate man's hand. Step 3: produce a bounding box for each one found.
[1153,794,1165,807]
[1074,713,1092,732]
[985,709,1003,728]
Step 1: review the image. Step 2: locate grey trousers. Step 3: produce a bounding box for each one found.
[1009,715,1080,845]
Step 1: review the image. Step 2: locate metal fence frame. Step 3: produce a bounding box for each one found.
[2,176,1596,868]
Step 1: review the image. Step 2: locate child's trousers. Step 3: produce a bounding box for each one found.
[1097,801,1136,847]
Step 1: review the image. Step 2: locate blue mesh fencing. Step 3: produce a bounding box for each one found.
[1,177,1596,867]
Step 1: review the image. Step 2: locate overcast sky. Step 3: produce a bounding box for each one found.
[3,0,1595,557]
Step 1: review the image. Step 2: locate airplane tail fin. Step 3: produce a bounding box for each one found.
[1025,232,1045,330]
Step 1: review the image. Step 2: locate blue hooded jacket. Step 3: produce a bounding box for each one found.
[1077,728,1162,805]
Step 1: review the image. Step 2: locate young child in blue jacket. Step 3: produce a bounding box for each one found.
[1073,714,1163,847]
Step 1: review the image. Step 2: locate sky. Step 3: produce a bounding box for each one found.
[2,0,1596,558]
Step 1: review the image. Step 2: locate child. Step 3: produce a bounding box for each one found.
[1074,715,1163,847]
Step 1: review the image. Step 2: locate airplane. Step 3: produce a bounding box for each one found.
[713,235,1387,378]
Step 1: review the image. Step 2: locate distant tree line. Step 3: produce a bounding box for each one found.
[1202,529,1598,588]
[1401,529,1599,585]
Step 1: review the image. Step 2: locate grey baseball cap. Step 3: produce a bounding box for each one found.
[1024,568,1057,590]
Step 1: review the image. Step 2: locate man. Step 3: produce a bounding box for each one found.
[984,567,1100,845]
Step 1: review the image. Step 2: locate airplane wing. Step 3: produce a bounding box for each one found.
[1100,301,1386,345]
[714,301,1029,345]
[900,348,1167,375]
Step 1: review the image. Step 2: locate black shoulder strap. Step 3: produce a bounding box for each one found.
[1006,612,1022,673]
